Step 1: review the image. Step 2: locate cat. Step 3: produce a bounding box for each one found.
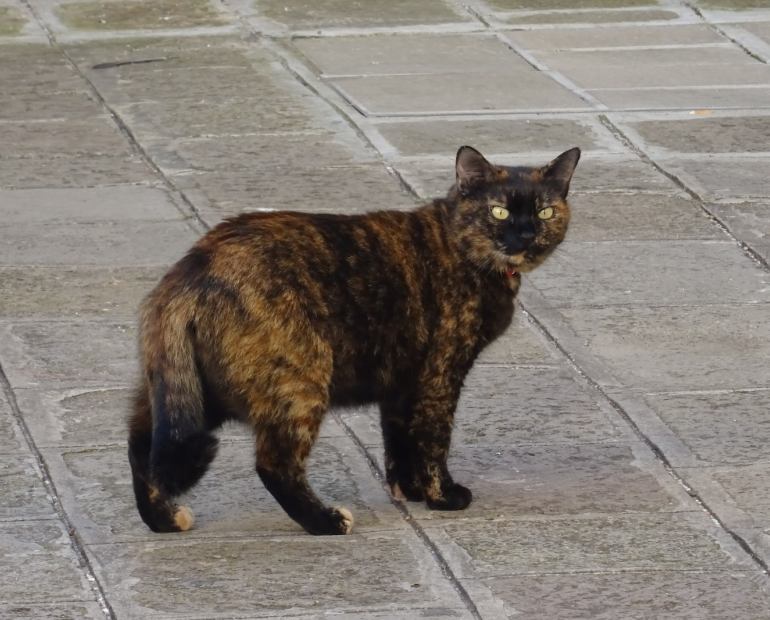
[127,145,580,536]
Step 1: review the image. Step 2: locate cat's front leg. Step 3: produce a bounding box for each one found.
[410,389,472,511]
[380,400,422,502]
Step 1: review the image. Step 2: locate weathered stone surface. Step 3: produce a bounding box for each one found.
[0,520,92,604]
[0,221,198,265]
[0,266,163,318]
[591,86,770,111]
[0,395,27,454]
[566,193,720,241]
[559,304,770,390]
[431,514,740,576]
[0,119,131,158]
[88,532,467,617]
[631,115,770,154]
[475,571,770,619]
[486,0,655,8]
[502,9,679,24]
[257,0,469,30]
[663,158,770,199]
[0,321,137,389]
[0,186,185,222]
[48,437,404,543]
[505,24,723,49]
[0,155,154,189]
[741,20,770,44]
[0,603,105,620]
[644,390,770,465]
[477,311,558,365]
[189,164,416,218]
[708,201,770,262]
[527,240,770,307]
[700,0,770,8]
[375,119,606,157]
[333,72,590,115]
[0,91,104,121]
[56,0,231,30]
[0,454,55,520]
[0,5,26,35]
[711,464,770,528]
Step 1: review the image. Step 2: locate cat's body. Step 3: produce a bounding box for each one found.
[128,146,580,536]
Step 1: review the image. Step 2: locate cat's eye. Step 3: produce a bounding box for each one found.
[491,206,509,220]
[538,207,554,220]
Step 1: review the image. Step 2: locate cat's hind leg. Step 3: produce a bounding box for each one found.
[255,395,354,536]
[127,384,203,533]
[380,400,422,502]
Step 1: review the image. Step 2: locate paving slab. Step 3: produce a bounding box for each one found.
[0,453,56,521]
[0,265,164,319]
[0,603,105,620]
[566,193,720,241]
[644,390,770,466]
[500,8,681,24]
[0,520,94,604]
[590,86,770,111]
[86,531,469,619]
[0,155,154,189]
[0,91,104,121]
[0,5,27,36]
[472,570,770,619]
[707,201,770,262]
[429,512,743,576]
[0,118,132,158]
[527,239,770,307]
[256,0,470,30]
[630,115,770,153]
[0,394,28,454]
[485,0,657,8]
[0,321,137,389]
[558,304,770,391]
[476,311,558,365]
[709,463,770,530]
[741,21,770,44]
[661,158,770,199]
[374,118,609,157]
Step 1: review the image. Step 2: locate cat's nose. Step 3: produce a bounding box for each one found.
[519,226,536,241]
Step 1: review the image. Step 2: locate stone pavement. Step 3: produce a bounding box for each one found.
[1,0,770,617]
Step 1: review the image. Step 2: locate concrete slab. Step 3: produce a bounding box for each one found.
[505,24,724,49]
[0,321,137,389]
[559,304,770,390]
[257,0,469,30]
[86,531,469,618]
[0,453,56,520]
[374,119,607,157]
[0,155,154,189]
[0,395,28,454]
[708,201,770,261]
[661,158,770,199]
[710,463,770,530]
[644,390,770,465]
[332,72,591,115]
[526,240,770,307]
[590,86,770,111]
[473,571,770,619]
[476,311,558,365]
[56,0,231,31]
[0,520,93,604]
[566,193,721,241]
[0,186,185,222]
[0,266,163,319]
[190,165,417,219]
[0,5,26,36]
[630,115,770,153]
[47,436,405,543]
[741,21,770,44]
[0,91,104,121]
[0,603,105,620]
[501,9,680,25]
[430,513,743,576]
[486,0,657,8]
[0,119,131,158]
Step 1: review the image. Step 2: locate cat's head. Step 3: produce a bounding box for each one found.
[447,145,580,275]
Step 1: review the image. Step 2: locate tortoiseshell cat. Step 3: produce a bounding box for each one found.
[128,145,580,536]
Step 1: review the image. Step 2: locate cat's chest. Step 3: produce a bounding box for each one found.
[477,274,517,343]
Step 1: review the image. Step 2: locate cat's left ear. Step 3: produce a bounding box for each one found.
[542,147,581,198]
[456,146,495,196]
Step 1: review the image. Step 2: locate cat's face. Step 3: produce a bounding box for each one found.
[449,146,580,274]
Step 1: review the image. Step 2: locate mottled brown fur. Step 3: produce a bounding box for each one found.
[128,146,580,535]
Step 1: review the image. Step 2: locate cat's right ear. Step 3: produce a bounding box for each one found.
[456,146,495,196]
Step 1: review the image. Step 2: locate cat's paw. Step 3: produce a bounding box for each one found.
[389,481,423,502]
[425,483,473,511]
[173,505,195,531]
[331,507,355,535]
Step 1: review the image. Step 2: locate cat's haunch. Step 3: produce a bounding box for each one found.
[128,145,580,536]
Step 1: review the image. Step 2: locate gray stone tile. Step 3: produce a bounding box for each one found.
[258,0,469,30]
[0,5,27,36]
[411,443,683,521]
[0,454,55,520]
[0,520,92,604]
[0,321,137,389]
[332,72,591,115]
[430,513,741,576]
[87,531,467,618]
[711,463,770,529]
[476,311,558,365]
[631,116,770,154]
[644,390,770,465]
[0,66,84,98]
[375,119,607,157]
[501,9,680,24]
[0,91,103,121]
[701,0,770,9]
[742,20,770,44]
[0,603,105,620]
[48,437,404,543]
[566,193,721,241]
[0,266,163,319]
[0,186,185,222]
[0,118,131,158]
[527,240,770,307]
[190,165,417,217]
[662,158,770,199]
[708,201,770,262]
[474,571,770,619]
[505,24,723,49]
[0,155,154,189]
[0,221,198,265]
[296,34,531,77]
[486,0,657,8]
[559,304,770,390]
[0,395,27,454]
[590,87,770,111]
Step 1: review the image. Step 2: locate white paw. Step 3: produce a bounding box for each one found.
[173,505,195,531]
[334,507,354,534]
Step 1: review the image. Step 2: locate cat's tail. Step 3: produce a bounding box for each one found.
[128,293,218,532]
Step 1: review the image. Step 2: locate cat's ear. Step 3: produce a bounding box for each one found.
[542,147,581,198]
[455,146,495,196]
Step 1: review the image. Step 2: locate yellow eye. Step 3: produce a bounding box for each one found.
[538,207,554,220]
[491,206,509,220]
